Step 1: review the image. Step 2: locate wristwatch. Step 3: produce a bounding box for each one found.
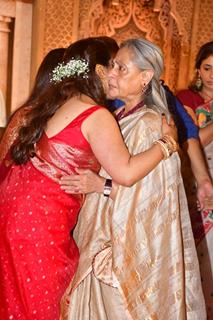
[103,179,112,197]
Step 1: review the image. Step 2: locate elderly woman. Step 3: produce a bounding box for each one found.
[61,39,206,319]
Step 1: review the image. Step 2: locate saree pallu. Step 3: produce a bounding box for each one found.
[62,108,206,320]
[0,106,101,320]
[195,99,213,318]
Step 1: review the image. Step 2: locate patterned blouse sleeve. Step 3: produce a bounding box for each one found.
[0,106,29,163]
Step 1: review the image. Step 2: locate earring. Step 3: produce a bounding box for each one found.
[195,74,203,90]
[142,82,152,96]
[142,83,147,94]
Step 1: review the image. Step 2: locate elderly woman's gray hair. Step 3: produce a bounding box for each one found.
[120,38,169,117]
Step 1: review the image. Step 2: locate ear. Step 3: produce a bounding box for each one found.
[95,64,108,94]
[95,64,107,79]
[140,69,154,87]
[197,69,201,77]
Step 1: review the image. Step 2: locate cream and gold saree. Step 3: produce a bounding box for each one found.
[62,107,206,320]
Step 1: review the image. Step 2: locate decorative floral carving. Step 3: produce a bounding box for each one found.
[43,0,75,54]
[79,0,189,90]
[38,0,213,90]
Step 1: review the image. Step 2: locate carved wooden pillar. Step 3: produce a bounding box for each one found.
[188,0,201,83]
[11,1,33,111]
[0,15,12,126]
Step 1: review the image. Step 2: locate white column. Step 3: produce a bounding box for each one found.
[0,15,12,126]
[11,1,33,112]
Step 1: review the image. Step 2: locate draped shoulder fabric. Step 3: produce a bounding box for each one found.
[62,107,206,320]
[0,106,30,182]
[0,106,102,320]
[0,106,30,164]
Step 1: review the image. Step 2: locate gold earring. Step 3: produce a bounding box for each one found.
[195,74,202,90]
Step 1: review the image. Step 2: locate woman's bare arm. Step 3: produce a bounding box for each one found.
[64,109,176,187]
[199,122,213,147]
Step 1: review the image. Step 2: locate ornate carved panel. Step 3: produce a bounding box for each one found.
[195,0,213,48]
[31,0,212,91]
[43,0,77,55]
[79,0,191,91]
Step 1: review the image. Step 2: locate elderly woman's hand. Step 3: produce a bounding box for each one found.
[161,114,178,142]
[60,168,105,194]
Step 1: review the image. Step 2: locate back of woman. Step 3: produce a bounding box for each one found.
[0,41,107,320]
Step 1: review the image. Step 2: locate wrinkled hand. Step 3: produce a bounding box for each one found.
[197,179,213,210]
[162,115,178,142]
[60,168,105,194]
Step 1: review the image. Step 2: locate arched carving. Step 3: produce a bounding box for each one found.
[79,0,190,91]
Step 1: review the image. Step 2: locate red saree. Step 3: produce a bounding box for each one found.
[0,106,101,320]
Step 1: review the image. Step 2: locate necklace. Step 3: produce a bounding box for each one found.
[116,101,145,121]
[200,90,213,102]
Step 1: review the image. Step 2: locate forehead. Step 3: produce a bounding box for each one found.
[201,54,213,66]
[115,47,136,66]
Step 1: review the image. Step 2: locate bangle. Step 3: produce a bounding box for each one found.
[154,139,171,159]
[103,179,112,197]
[153,135,178,160]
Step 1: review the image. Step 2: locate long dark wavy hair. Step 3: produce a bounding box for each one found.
[11,38,112,164]
[94,36,119,63]
[24,47,66,107]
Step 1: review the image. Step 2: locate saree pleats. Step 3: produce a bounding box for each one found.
[62,108,206,320]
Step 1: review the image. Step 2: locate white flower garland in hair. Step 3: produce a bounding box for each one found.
[51,58,89,83]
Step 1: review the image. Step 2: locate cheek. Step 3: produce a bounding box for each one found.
[107,86,119,99]
[200,71,207,80]
[200,69,211,81]
[119,77,141,95]
[116,79,129,94]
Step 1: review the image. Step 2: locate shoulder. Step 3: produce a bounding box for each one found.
[177,89,195,100]
[133,107,161,133]
[83,105,117,125]
[177,89,203,110]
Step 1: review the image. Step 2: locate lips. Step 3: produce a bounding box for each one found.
[108,83,118,90]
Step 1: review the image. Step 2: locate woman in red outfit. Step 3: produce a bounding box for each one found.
[0,38,177,320]
[177,41,213,318]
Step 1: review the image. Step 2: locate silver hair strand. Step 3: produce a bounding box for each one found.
[120,38,169,118]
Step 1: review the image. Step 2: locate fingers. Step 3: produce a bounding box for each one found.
[59,169,98,194]
[60,185,80,194]
[161,115,167,123]
[161,115,175,126]
[60,175,80,183]
[197,199,204,210]
[75,168,89,174]
[169,118,175,126]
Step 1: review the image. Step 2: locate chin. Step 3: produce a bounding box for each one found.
[107,92,118,100]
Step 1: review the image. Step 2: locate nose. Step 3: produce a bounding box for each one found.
[108,66,117,79]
